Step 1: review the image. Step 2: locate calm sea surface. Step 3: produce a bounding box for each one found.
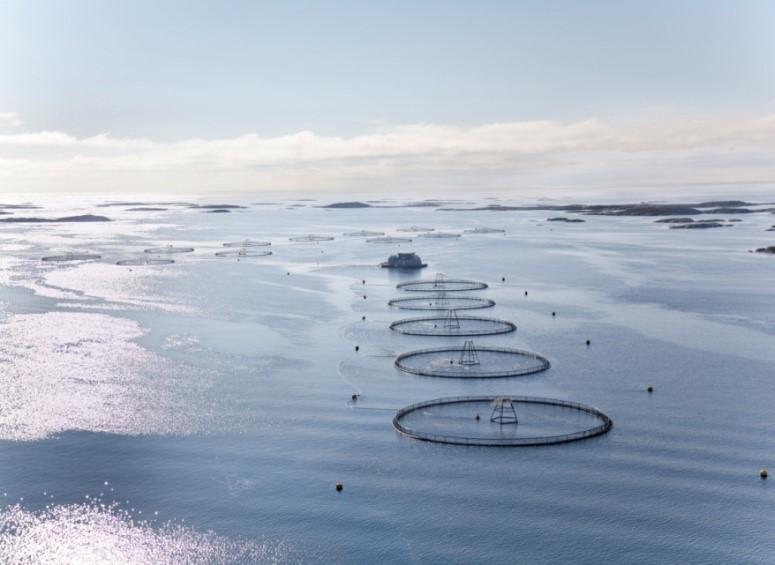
[0,197,774,563]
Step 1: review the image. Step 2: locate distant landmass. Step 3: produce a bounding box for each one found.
[98,201,193,207]
[321,201,372,208]
[438,200,773,217]
[0,214,111,223]
[188,204,247,209]
[0,204,41,210]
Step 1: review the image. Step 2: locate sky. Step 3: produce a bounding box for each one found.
[1,0,774,198]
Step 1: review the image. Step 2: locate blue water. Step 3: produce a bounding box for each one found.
[0,198,774,563]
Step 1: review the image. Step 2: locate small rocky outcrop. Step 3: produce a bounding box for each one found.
[670,222,725,229]
[656,217,694,223]
[547,217,585,222]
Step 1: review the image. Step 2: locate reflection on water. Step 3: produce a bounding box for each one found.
[0,312,218,441]
[0,501,283,564]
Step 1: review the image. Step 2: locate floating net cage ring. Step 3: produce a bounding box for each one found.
[390,315,516,336]
[288,235,335,242]
[366,236,413,244]
[395,344,550,378]
[143,246,195,254]
[419,232,461,239]
[222,240,271,248]
[464,227,506,234]
[392,396,613,447]
[215,249,273,258]
[397,279,488,292]
[388,296,496,311]
[41,253,102,262]
[116,258,175,266]
[343,230,385,237]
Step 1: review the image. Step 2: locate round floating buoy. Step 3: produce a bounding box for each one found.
[363,295,367,300]
[552,311,556,317]
[362,316,366,321]
[524,291,528,296]
[335,482,343,492]
[351,394,358,401]
[355,345,359,352]
[647,385,654,393]
[286,272,290,276]
[475,414,480,421]
[502,277,505,282]
[760,469,768,479]
[362,279,366,284]
[586,339,591,346]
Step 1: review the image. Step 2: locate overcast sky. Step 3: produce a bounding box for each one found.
[1,0,774,198]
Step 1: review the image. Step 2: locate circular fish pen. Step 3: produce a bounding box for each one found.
[419,232,461,239]
[366,236,413,244]
[143,246,195,254]
[388,296,495,311]
[390,312,515,336]
[41,253,101,262]
[395,341,549,378]
[289,235,335,242]
[215,249,272,258]
[116,257,175,266]
[464,227,506,234]
[222,240,271,248]
[397,276,487,292]
[343,230,385,237]
[397,226,434,233]
[393,395,612,446]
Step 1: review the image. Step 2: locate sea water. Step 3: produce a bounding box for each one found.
[0,197,773,563]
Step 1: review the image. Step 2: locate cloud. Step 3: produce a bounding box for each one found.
[0,112,24,129]
[1,113,775,195]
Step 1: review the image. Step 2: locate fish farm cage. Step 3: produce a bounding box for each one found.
[395,341,550,378]
[366,236,413,244]
[343,230,385,237]
[214,249,273,258]
[464,227,506,234]
[288,235,335,242]
[143,246,195,254]
[392,395,613,447]
[116,257,175,266]
[396,226,434,233]
[397,275,488,292]
[222,240,271,248]
[418,232,461,239]
[390,311,516,336]
[388,295,496,311]
[41,253,101,262]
